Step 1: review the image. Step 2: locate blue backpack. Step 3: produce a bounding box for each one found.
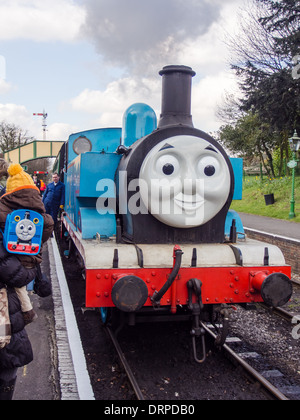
[3,209,44,256]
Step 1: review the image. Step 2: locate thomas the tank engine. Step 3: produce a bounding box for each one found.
[59,65,293,362]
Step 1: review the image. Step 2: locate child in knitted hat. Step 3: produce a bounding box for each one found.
[0,164,54,324]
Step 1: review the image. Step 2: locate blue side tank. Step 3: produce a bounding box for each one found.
[68,128,122,164]
[65,105,157,241]
[122,103,157,148]
[65,128,122,239]
[230,158,243,200]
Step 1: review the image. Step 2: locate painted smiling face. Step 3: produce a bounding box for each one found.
[139,135,231,228]
[16,219,36,242]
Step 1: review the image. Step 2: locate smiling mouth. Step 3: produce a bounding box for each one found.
[20,231,32,238]
[174,195,204,212]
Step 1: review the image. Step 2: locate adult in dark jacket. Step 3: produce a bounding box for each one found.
[0,243,37,400]
[42,173,65,225]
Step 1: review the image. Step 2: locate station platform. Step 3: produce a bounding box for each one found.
[12,213,300,400]
[239,212,300,241]
[14,238,94,401]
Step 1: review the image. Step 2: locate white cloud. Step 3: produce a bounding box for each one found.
[0,0,246,141]
[0,0,85,42]
[70,77,161,127]
[175,0,243,131]
[0,55,6,80]
[69,70,239,133]
[47,122,78,141]
[81,0,227,74]
[0,103,45,139]
[0,103,30,123]
[192,72,239,132]
[0,79,13,95]
[0,102,78,141]
[70,0,244,133]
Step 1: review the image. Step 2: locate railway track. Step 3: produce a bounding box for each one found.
[57,233,300,401]
[271,279,300,320]
[202,323,289,400]
[105,319,295,401]
[105,326,145,401]
[103,277,300,401]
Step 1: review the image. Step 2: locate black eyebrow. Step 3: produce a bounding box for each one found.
[159,143,175,151]
[205,146,218,153]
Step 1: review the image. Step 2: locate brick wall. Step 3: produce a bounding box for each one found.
[245,228,300,274]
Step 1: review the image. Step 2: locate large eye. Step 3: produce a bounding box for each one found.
[156,155,180,177]
[198,156,220,177]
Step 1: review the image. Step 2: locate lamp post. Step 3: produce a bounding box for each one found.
[288,130,300,219]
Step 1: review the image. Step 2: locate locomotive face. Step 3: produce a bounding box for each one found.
[16,219,36,242]
[139,135,231,228]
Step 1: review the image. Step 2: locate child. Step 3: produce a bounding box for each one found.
[0,164,54,324]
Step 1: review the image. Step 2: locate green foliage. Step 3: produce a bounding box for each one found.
[272,146,294,177]
[220,0,300,178]
[219,112,279,177]
[231,175,300,222]
[259,0,300,57]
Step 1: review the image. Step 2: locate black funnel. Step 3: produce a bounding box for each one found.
[158,65,196,129]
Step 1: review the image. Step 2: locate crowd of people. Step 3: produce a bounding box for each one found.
[0,159,65,400]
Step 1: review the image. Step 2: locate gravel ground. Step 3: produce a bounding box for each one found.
[229,275,300,398]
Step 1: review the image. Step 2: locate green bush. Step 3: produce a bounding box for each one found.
[231,176,300,222]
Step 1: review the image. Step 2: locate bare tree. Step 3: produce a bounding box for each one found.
[216,92,245,125]
[218,0,299,176]
[0,121,35,154]
[226,0,288,76]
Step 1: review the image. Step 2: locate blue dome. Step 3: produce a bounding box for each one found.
[122,103,157,148]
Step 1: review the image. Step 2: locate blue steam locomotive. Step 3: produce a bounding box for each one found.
[56,66,292,362]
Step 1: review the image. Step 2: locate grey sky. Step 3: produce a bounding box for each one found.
[81,0,226,74]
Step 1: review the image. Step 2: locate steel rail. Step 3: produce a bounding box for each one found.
[106,326,145,401]
[201,322,289,401]
[260,303,294,323]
